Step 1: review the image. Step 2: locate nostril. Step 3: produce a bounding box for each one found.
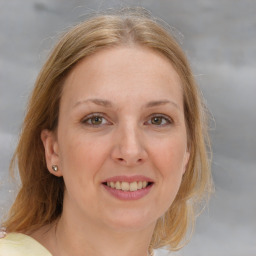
[116,157,143,165]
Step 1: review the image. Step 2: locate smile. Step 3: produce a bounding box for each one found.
[102,176,154,200]
[105,181,151,191]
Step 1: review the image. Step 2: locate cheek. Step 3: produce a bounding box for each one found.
[150,136,187,197]
[58,130,109,183]
[151,136,187,174]
[57,131,112,209]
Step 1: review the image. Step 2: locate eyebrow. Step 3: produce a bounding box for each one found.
[73,98,113,108]
[73,98,180,110]
[145,99,180,109]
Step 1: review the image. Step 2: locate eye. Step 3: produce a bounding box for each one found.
[145,114,172,126]
[82,113,110,126]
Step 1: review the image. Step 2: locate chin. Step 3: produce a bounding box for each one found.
[101,209,158,232]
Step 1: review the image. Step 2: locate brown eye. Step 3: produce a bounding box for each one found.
[145,115,172,126]
[82,114,109,126]
[151,117,163,125]
[91,116,103,125]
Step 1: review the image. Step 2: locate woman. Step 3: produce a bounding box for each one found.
[0,8,212,256]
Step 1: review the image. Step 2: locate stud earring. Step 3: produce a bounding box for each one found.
[52,165,58,172]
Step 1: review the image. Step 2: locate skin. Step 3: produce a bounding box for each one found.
[38,46,190,256]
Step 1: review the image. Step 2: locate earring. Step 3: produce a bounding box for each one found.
[52,165,58,172]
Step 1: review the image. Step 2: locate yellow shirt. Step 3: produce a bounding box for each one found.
[0,233,163,256]
[0,233,52,256]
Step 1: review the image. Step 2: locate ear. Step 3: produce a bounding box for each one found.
[182,150,190,176]
[41,129,63,177]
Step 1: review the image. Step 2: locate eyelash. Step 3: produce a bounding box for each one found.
[145,114,173,127]
[81,113,111,127]
[81,113,173,127]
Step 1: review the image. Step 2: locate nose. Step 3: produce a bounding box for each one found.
[111,123,148,167]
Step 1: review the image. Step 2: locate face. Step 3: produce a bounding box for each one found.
[42,46,190,233]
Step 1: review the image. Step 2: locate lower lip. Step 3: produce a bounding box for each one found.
[103,184,153,200]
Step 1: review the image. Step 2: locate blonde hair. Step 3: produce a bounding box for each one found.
[3,8,212,251]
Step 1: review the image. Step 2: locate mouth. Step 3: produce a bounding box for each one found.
[101,176,154,200]
[102,181,154,192]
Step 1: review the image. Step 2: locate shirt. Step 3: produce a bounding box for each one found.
[0,232,52,256]
[0,232,166,256]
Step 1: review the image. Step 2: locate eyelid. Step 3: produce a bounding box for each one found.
[81,112,112,126]
[145,113,173,126]
[81,112,173,127]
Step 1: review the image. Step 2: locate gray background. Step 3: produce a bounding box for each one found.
[0,0,255,255]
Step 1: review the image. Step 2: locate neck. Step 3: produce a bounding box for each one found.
[31,192,157,256]
[51,214,155,256]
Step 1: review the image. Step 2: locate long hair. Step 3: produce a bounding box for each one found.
[3,8,212,251]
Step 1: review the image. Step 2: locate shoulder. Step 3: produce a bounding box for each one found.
[0,233,52,256]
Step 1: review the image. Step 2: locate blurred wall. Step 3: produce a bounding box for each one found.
[0,1,255,255]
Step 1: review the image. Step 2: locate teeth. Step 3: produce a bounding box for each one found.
[116,181,121,190]
[121,182,129,191]
[105,181,150,191]
[130,181,138,191]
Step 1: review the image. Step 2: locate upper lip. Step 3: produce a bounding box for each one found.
[102,175,154,183]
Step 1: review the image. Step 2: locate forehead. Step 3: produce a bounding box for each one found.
[60,46,183,109]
